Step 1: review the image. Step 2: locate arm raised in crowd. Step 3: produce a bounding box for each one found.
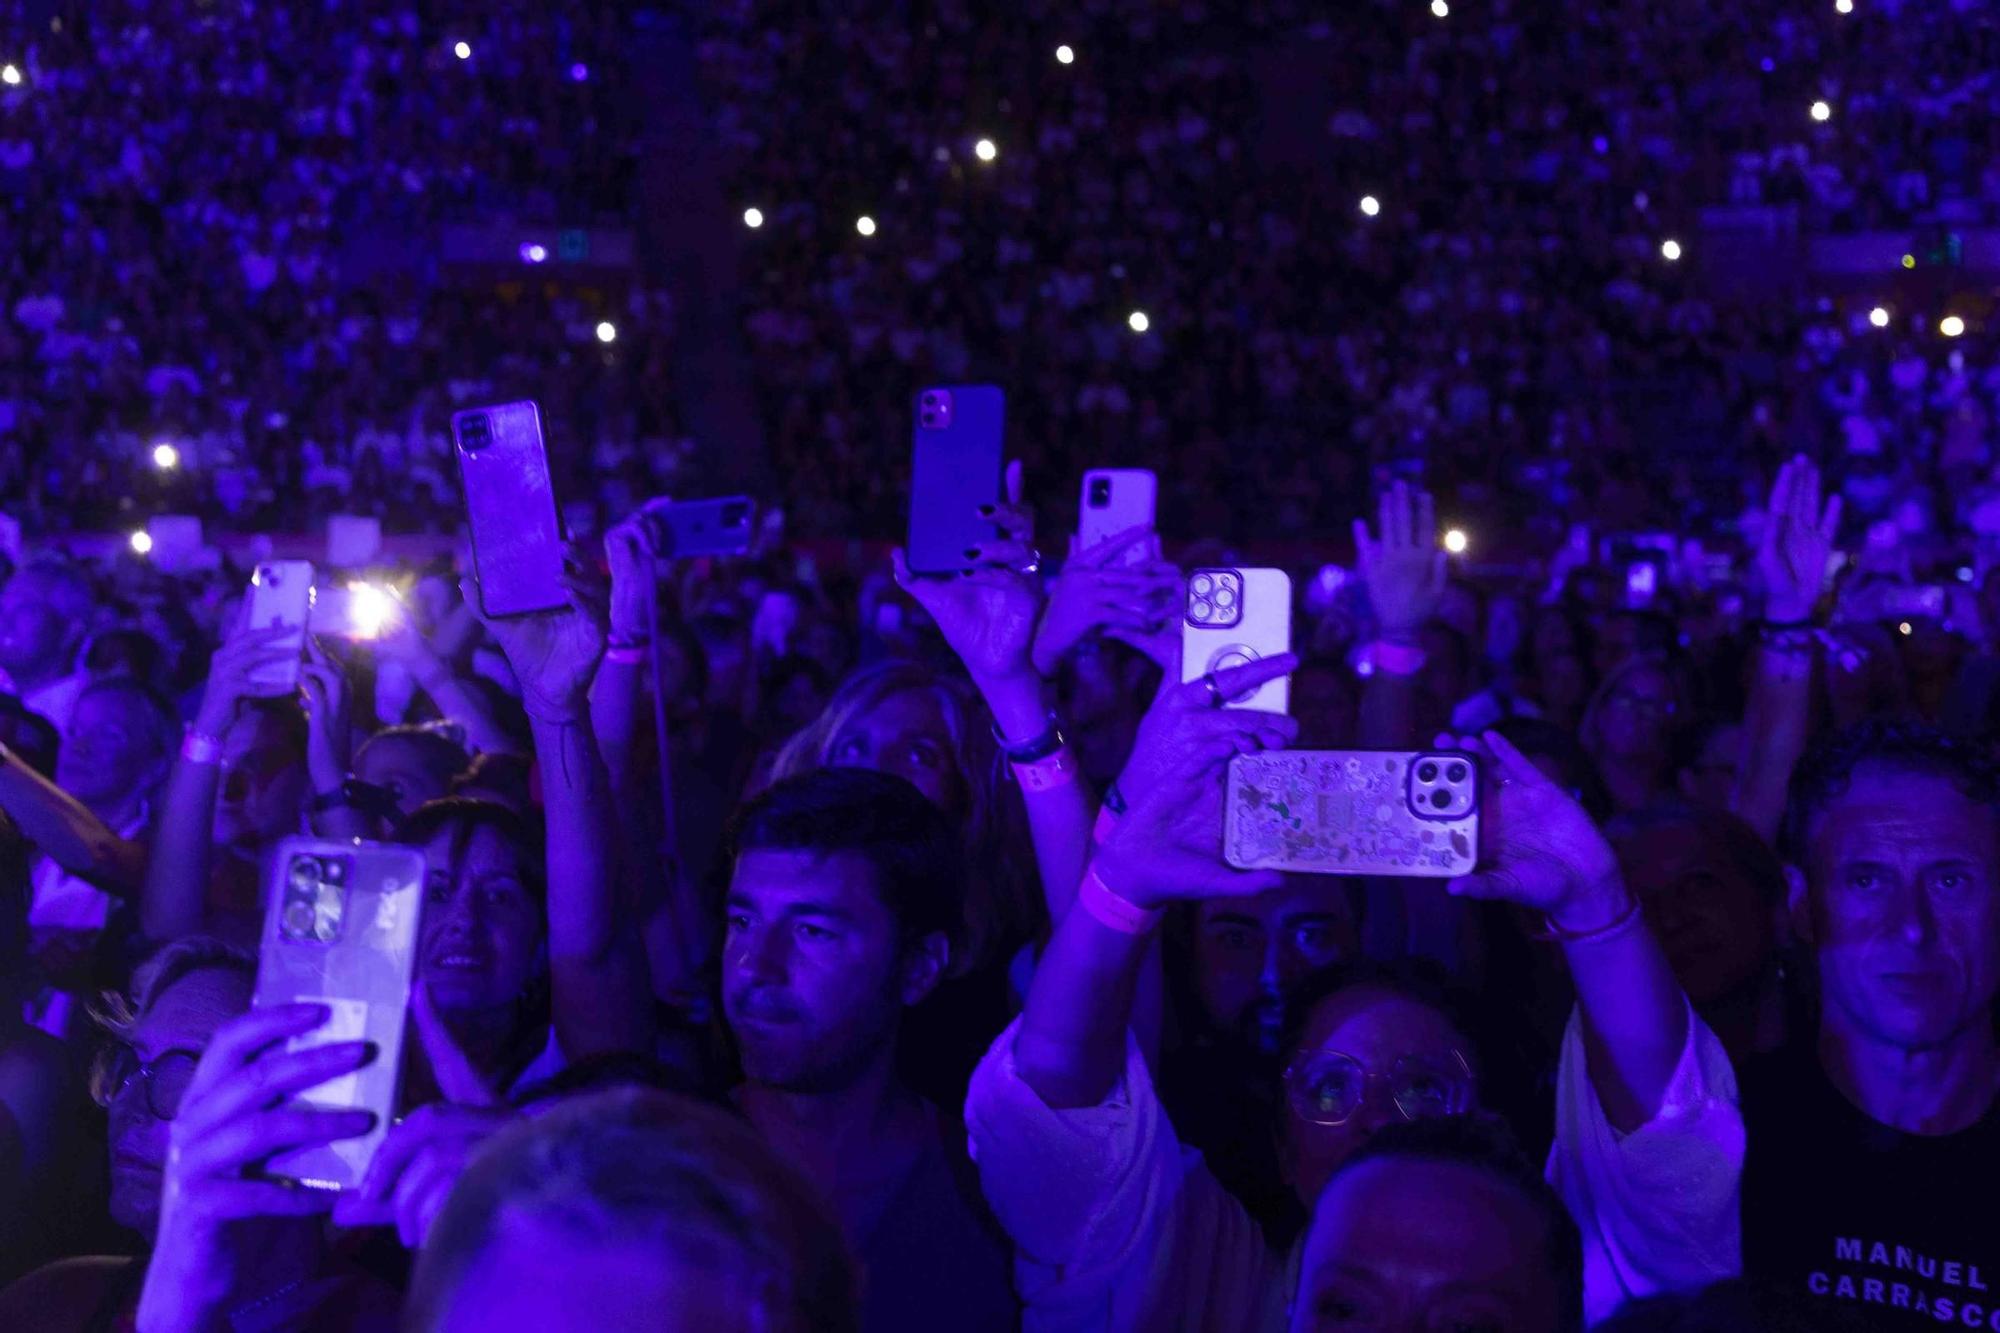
[895,462,1104,924]
[300,641,369,843]
[1012,654,1297,1109]
[1354,481,1448,751]
[0,748,146,895]
[138,616,296,942]
[376,610,515,758]
[476,587,654,1062]
[1734,456,1840,845]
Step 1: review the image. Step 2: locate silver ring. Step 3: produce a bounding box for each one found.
[1201,673,1223,708]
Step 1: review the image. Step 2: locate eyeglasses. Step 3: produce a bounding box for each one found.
[95,1044,199,1121]
[1283,1048,1475,1127]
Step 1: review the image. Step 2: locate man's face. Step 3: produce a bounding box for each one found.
[1191,877,1359,1050]
[723,850,938,1093]
[1617,823,1775,1005]
[0,572,76,679]
[212,710,308,850]
[106,966,253,1234]
[1795,765,2000,1052]
[58,688,166,809]
[1290,1158,1564,1333]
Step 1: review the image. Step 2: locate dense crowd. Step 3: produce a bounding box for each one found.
[6,2,2000,1332]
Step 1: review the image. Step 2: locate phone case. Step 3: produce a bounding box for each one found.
[1225,750,1480,878]
[452,401,567,618]
[1181,567,1292,713]
[641,495,757,559]
[1078,469,1158,566]
[246,561,313,694]
[907,386,1004,575]
[253,838,426,1190]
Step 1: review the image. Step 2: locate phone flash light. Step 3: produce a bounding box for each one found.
[129,531,153,556]
[1056,44,1075,64]
[1835,0,1853,10]
[519,242,548,263]
[1810,100,1832,122]
[1,64,20,86]
[350,584,396,639]
[452,40,471,60]
[151,442,179,470]
[742,207,765,229]
[974,138,997,162]
[1359,195,1381,217]
[1941,315,1966,338]
[1127,310,1150,333]
[1431,0,1449,15]
[1443,529,1469,555]
[855,215,877,236]
[1661,239,1683,261]
[1869,306,1890,328]
[595,321,617,344]
[1899,621,1913,637]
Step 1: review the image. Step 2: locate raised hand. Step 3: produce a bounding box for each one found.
[467,568,606,726]
[193,604,301,736]
[1098,653,1301,909]
[1353,480,1447,639]
[137,1004,377,1329]
[603,515,658,645]
[300,639,354,792]
[1433,729,1626,933]
[1756,455,1842,623]
[893,459,1043,690]
[1032,525,1182,676]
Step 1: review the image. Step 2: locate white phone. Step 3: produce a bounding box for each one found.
[1078,469,1158,565]
[246,561,313,694]
[1181,567,1292,713]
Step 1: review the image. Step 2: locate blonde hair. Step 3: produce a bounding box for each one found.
[764,659,1038,973]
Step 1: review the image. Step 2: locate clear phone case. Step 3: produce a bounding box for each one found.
[1225,750,1480,878]
[1181,567,1292,713]
[252,838,426,1190]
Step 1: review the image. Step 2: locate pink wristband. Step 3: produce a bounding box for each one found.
[181,731,223,765]
[1076,865,1163,935]
[1011,747,1077,794]
[1366,639,1428,676]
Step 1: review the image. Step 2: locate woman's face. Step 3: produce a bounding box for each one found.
[355,735,455,818]
[418,824,545,1018]
[827,689,962,812]
[1593,664,1676,760]
[1279,988,1475,1208]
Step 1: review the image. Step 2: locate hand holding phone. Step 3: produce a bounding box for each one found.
[1181,568,1293,713]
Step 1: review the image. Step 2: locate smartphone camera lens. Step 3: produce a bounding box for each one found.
[289,857,320,891]
[1088,478,1112,508]
[1417,762,1439,784]
[1212,585,1236,609]
[1447,762,1468,784]
[1189,602,1213,623]
[1432,789,1455,809]
[1191,573,1214,596]
[458,413,492,453]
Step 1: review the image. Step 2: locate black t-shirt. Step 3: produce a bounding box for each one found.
[1741,1044,2000,1330]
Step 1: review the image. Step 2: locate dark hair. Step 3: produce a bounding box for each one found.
[406,1090,858,1333]
[74,676,181,763]
[1780,719,2000,865]
[1276,959,1482,1075]
[357,724,472,788]
[395,798,548,908]
[1596,1278,1876,1332]
[1319,1114,1584,1333]
[84,627,165,684]
[449,750,535,810]
[726,767,964,946]
[1605,804,1787,907]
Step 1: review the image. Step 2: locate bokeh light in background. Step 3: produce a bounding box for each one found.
[452,40,471,60]
[1661,238,1683,261]
[1127,310,1150,333]
[1,64,20,86]
[1055,45,1075,65]
[596,321,617,343]
[855,215,877,236]
[151,442,179,470]
[742,207,764,229]
[129,531,152,555]
[1431,0,1450,16]
[1443,528,1469,555]
[1869,307,1890,328]
[1359,195,1380,216]
[1810,100,1832,122]
[1940,315,1965,338]
[974,138,997,162]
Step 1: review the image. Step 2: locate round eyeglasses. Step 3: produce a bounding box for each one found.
[1283,1048,1475,1127]
[95,1044,199,1121]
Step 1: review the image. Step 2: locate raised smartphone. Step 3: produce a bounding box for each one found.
[452,401,567,618]
[1181,567,1292,713]
[640,495,757,559]
[907,385,1004,575]
[1224,749,1480,878]
[246,560,313,694]
[252,838,426,1191]
[1078,468,1157,565]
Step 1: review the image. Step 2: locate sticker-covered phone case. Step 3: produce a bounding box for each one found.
[253,839,426,1190]
[1225,750,1479,878]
